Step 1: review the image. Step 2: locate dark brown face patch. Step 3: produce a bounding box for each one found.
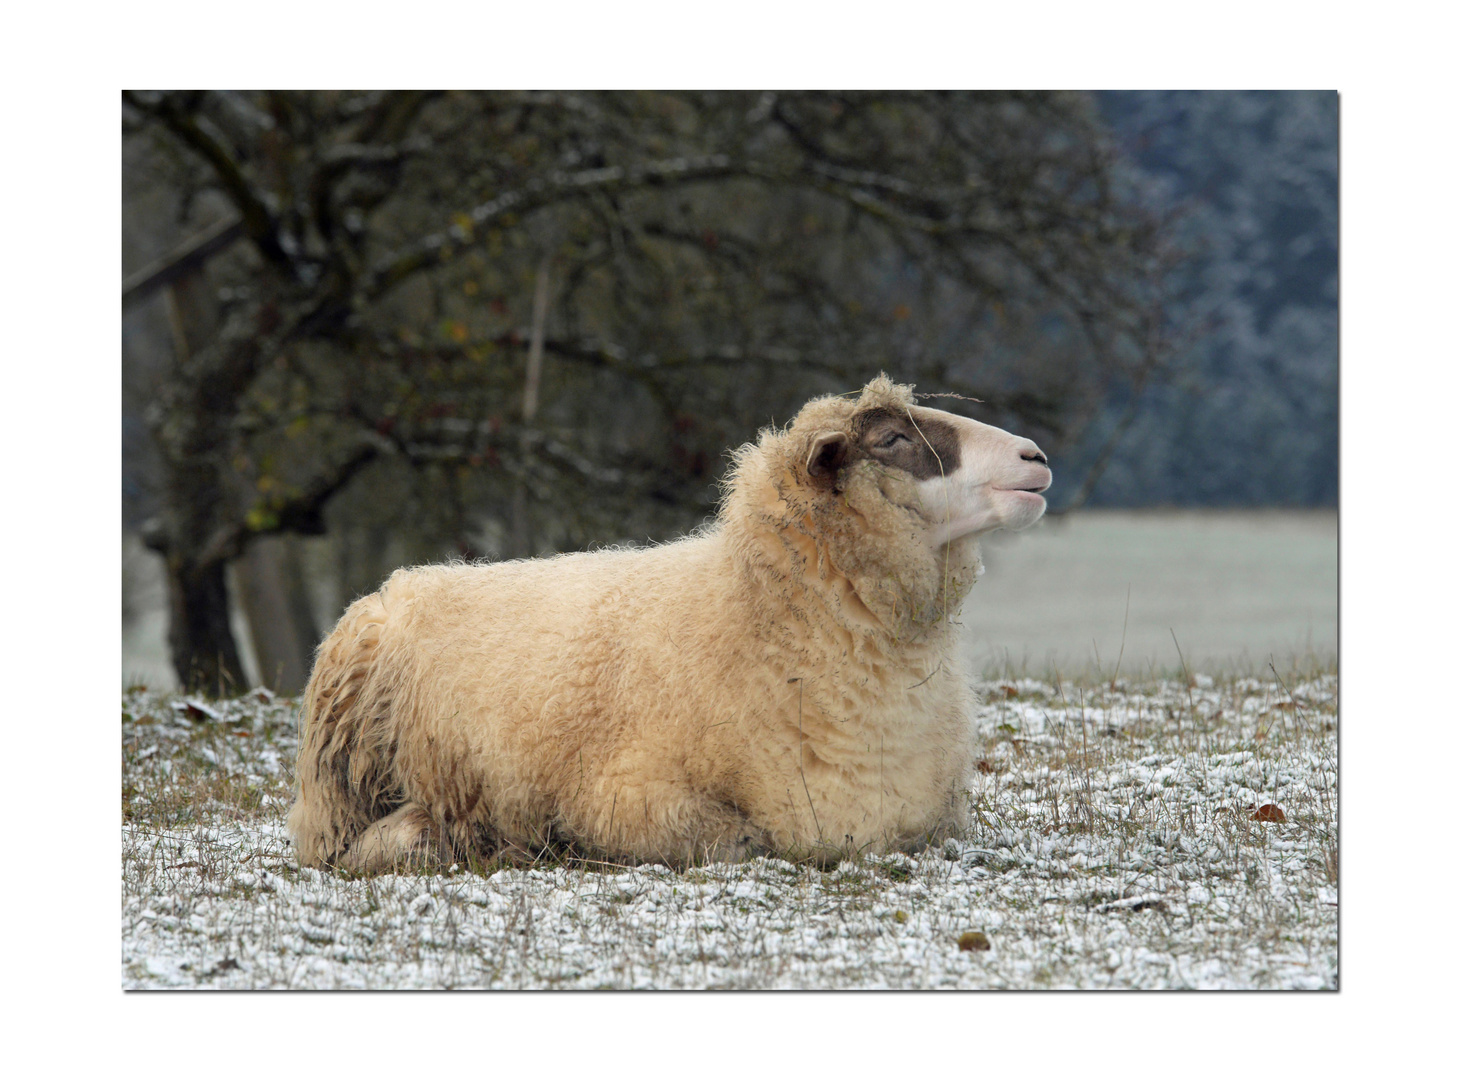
[854,407,963,481]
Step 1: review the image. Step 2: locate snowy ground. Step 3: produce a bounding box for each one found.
[122,667,1337,989]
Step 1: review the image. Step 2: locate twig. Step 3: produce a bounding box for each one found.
[1170,627,1195,747]
[1111,584,1132,687]
[790,678,823,844]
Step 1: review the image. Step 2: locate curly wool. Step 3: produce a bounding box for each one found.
[288,375,983,870]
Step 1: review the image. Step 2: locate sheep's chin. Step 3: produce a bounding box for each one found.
[920,488,1045,550]
[994,488,1048,531]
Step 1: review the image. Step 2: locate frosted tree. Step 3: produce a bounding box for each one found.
[123,90,1178,690]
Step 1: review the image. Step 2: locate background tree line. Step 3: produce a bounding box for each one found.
[1082,90,1337,507]
[122,89,1194,693]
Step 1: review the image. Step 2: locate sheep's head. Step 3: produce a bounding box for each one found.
[801,375,1052,550]
[724,374,1052,634]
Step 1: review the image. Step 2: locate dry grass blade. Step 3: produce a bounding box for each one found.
[122,661,1337,989]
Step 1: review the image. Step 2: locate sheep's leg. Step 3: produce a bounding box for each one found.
[692,824,769,866]
[591,781,767,867]
[338,803,450,874]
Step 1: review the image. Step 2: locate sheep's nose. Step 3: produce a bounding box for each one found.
[1021,446,1048,465]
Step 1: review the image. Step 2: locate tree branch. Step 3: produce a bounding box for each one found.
[359,149,1018,307]
[124,90,290,268]
[354,90,441,145]
[122,216,244,307]
[361,155,740,301]
[196,435,388,565]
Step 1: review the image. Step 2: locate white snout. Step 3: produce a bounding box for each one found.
[916,414,1051,549]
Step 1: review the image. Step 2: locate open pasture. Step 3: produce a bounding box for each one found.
[122,666,1337,989]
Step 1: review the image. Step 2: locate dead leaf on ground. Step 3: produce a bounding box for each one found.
[1097,893,1173,910]
[1251,803,1287,823]
[176,698,221,723]
[1096,895,1167,914]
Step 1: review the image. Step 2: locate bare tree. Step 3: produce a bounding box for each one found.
[122,90,1178,691]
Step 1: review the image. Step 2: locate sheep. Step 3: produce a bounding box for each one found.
[287,374,1051,871]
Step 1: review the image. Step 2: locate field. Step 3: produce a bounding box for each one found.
[122,510,1339,690]
[121,663,1338,990]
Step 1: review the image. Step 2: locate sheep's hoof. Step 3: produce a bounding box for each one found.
[695,832,767,866]
[339,804,449,874]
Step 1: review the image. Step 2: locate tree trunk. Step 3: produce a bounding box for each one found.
[156,267,254,693]
[164,554,247,694]
[235,535,320,694]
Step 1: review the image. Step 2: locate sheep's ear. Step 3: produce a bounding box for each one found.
[806,431,851,487]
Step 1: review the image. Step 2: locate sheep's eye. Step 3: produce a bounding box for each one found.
[878,431,909,449]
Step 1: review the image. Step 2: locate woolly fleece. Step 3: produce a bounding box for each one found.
[288,376,1006,870]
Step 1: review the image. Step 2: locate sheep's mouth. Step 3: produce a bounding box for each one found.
[997,468,1052,496]
[997,484,1050,496]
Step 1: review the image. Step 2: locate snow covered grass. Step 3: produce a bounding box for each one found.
[121,665,1337,989]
